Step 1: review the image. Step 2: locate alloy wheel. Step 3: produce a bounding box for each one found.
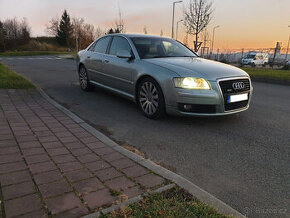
[139,81,159,115]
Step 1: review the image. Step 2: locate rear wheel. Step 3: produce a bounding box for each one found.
[79,65,93,91]
[137,78,165,119]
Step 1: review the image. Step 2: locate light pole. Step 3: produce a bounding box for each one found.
[211,25,220,54]
[285,25,290,62]
[176,19,183,40]
[171,1,183,39]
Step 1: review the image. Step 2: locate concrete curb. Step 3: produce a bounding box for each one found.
[38,88,245,218]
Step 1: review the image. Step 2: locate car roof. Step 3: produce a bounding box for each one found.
[107,33,171,39]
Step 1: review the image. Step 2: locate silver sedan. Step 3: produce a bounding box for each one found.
[76,34,253,119]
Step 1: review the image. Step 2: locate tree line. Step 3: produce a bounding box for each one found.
[0,18,31,51]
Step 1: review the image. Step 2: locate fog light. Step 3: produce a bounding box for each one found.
[183,104,192,111]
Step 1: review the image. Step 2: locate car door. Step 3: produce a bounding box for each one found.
[86,36,112,84]
[104,36,136,94]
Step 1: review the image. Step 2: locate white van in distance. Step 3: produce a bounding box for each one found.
[242,51,268,66]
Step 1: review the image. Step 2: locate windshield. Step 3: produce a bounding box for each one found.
[131,37,197,59]
[245,54,256,59]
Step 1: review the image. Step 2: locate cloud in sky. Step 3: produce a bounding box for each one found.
[0,0,289,49]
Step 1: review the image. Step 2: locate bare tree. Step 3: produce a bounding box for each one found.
[183,0,213,52]
[160,29,163,36]
[46,17,59,36]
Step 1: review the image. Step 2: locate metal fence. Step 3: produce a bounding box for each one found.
[200,47,289,66]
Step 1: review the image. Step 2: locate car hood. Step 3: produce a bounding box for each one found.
[144,57,249,81]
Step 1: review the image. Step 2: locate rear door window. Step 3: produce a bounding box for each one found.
[94,37,111,54]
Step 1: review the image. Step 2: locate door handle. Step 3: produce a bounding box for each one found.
[103,59,109,63]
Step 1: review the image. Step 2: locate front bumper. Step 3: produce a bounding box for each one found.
[165,77,253,116]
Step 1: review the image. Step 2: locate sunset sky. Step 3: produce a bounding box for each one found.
[0,0,289,51]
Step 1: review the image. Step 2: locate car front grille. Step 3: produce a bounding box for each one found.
[219,78,251,111]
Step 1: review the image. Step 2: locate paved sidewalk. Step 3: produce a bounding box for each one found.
[0,89,166,217]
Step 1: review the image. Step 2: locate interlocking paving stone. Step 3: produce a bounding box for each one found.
[29,161,56,174]
[18,141,42,149]
[73,177,104,195]
[34,170,63,185]
[102,152,125,162]
[52,154,77,164]
[86,141,107,150]
[0,153,23,164]
[84,188,116,210]
[2,180,36,200]
[95,167,123,181]
[59,136,78,143]
[135,173,165,188]
[65,169,93,182]
[47,147,70,156]
[42,141,63,149]
[0,170,31,186]
[38,179,72,198]
[77,153,100,163]
[54,207,88,218]
[122,165,150,178]
[46,192,82,215]
[86,160,110,171]
[0,140,17,147]
[123,186,144,198]
[93,147,115,156]
[25,154,50,164]
[0,146,20,155]
[64,142,85,149]
[38,136,58,143]
[110,158,136,170]
[22,147,46,156]
[80,137,99,144]
[58,161,83,172]
[70,147,91,156]
[0,161,27,174]
[4,194,42,218]
[20,210,47,218]
[105,176,135,191]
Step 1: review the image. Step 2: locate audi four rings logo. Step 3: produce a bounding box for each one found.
[232,82,245,90]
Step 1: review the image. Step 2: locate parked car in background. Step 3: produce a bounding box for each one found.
[77,34,253,119]
[242,51,268,66]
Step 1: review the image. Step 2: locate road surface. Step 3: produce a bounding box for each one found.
[1,56,289,217]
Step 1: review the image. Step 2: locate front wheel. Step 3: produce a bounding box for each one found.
[137,78,166,119]
[79,65,93,91]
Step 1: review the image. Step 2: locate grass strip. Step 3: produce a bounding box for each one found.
[242,67,290,81]
[0,63,35,89]
[102,187,230,218]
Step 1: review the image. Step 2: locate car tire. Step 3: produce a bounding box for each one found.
[137,78,166,119]
[79,65,93,91]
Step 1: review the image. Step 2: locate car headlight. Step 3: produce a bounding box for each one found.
[173,77,211,90]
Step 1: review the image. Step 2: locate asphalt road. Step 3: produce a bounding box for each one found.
[1,56,289,217]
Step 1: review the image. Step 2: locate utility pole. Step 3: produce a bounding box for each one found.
[211,25,220,54]
[176,19,183,40]
[285,25,290,62]
[171,1,182,39]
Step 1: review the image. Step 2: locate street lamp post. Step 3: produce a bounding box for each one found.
[211,25,220,54]
[171,1,183,39]
[285,25,290,62]
[176,19,183,40]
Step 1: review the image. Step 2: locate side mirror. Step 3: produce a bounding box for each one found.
[116,50,132,59]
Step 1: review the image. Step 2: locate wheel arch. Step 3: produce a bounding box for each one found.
[134,75,163,101]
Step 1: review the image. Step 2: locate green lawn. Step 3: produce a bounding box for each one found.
[0,51,75,57]
[242,67,290,81]
[0,63,35,89]
[102,187,229,218]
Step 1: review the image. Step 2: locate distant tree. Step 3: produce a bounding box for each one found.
[56,10,73,46]
[46,17,59,36]
[183,0,213,52]
[1,18,31,51]
[183,33,189,47]
[107,27,121,34]
[0,21,6,51]
[143,26,148,34]
[160,29,163,36]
